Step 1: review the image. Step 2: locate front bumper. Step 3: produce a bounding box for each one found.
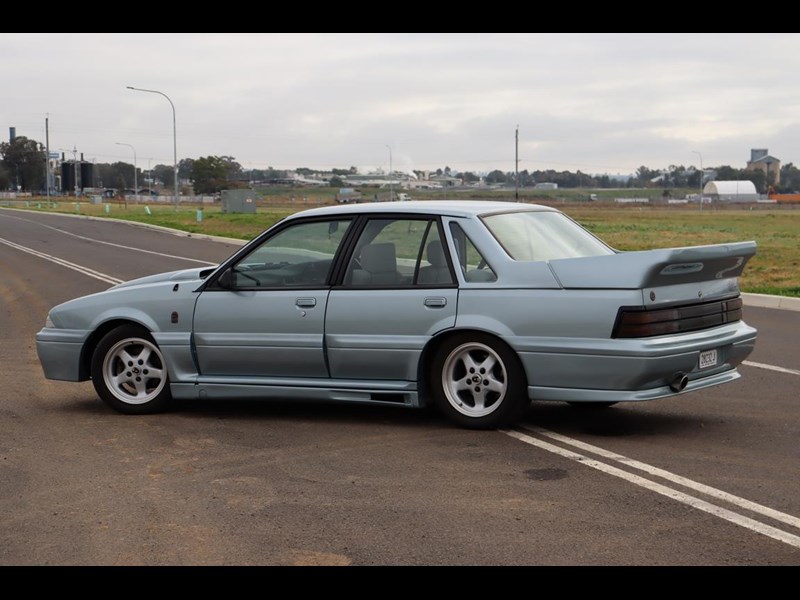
[36,328,90,381]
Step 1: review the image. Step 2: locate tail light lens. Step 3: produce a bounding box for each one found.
[613,297,742,338]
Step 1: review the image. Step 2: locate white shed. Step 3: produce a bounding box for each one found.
[703,180,759,203]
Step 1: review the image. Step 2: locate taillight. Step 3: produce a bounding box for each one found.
[613,297,742,338]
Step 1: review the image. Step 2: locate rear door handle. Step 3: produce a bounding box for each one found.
[424,297,447,308]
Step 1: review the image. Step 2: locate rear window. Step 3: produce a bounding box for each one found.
[482,211,613,261]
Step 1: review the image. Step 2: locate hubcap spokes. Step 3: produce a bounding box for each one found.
[442,342,507,417]
[104,338,166,404]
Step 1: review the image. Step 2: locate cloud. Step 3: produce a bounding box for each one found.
[3,33,799,174]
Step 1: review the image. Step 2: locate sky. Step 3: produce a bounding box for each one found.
[3,33,800,177]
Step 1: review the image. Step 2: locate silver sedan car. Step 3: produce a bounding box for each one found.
[36,201,757,429]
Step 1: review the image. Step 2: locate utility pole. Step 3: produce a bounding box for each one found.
[386,144,393,201]
[45,115,51,200]
[73,146,79,197]
[515,125,519,201]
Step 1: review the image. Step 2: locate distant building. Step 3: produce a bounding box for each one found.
[702,180,759,203]
[746,148,781,186]
[429,174,462,187]
[534,182,558,190]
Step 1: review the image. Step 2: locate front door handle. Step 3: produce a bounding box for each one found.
[296,297,317,308]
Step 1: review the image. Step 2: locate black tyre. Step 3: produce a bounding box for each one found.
[91,325,171,414]
[429,333,529,429]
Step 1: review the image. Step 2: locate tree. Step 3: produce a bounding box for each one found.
[152,164,175,190]
[216,156,241,181]
[178,158,194,180]
[779,163,800,193]
[634,165,659,187]
[485,170,508,184]
[461,171,480,183]
[110,162,136,189]
[518,169,534,187]
[743,169,766,193]
[0,135,46,192]
[329,175,344,188]
[715,165,741,181]
[0,162,11,190]
[116,175,128,206]
[597,174,613,188]
[665,165,689,188]
[191,156,231,194]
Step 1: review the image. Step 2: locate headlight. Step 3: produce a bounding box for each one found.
[45,315,55,328]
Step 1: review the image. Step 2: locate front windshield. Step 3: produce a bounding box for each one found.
[482,211,613,261]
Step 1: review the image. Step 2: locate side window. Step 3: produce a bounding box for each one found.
[345,218,454,287]
[449,223,497,282]
[416,224,454,286]
[230,219,350,288]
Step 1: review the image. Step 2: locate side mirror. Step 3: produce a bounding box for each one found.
[216,268,233,290]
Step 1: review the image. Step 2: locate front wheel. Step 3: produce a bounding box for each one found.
[91,325,171,414]
[429,333,529,429]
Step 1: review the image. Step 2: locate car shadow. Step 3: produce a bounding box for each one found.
[521,400,708,438]
[60,394,708,437]
[176,397,446,428]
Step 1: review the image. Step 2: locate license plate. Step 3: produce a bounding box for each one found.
[699,349,718,369]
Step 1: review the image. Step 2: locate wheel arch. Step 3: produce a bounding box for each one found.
[79,319,155,380]
[417,328,528,407]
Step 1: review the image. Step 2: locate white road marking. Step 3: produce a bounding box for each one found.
[743,361,800,377]
[0,211,216,265]
[503,427,800,549]
[524,425,800,530]
[0,237,123,285]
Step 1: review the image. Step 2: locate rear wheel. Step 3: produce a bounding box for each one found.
[429,333,529,429]
[91,325,171,414]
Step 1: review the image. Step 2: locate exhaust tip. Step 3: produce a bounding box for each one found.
[669,373,689,393]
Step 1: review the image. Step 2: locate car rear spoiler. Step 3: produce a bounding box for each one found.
[548,241,757,289]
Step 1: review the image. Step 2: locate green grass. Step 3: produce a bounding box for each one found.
[4,197,799,297]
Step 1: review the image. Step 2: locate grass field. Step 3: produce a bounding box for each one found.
[3,197,798,297]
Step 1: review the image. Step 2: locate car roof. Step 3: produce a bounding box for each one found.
[285,200,559,220]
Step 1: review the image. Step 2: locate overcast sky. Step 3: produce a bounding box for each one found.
[3,33,799,176]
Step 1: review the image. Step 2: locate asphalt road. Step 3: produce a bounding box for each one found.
[1,208,798,566]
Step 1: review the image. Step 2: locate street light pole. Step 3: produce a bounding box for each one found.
[115,142,137,202]
[127,86,178,210]
[693,150,703,211]
[386,145,393,201]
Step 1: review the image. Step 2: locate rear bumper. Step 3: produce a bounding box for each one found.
[513,320,757,403]
[530,369,741,403]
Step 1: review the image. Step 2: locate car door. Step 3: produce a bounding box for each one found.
[325,216,458,381]
[192,218,352,378]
